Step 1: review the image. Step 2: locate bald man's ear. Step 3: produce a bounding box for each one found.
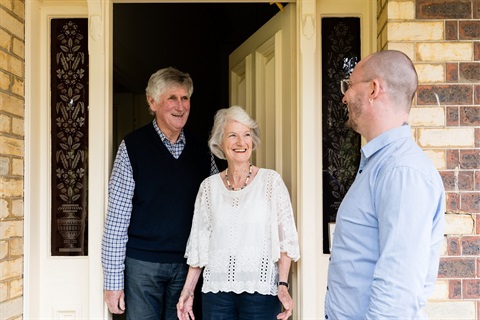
[369,79,381,100]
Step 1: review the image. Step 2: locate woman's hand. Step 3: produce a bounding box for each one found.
[277,252,294,319]
[176,289,195,320]
[177,267,203,319]
[277,285,294,319]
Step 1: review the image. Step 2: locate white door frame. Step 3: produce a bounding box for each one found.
[25,0,111,318]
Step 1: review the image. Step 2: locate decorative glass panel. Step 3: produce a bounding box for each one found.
[51,19,89,256]
[321,18,361,254]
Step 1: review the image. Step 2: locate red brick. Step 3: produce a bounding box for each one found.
[446,63,459,82]
[446,20,458,40]
[459,21,480,39]
[441,171,454,190]
[449,279,462,298]
[476,128,480,148]
[446,106,459,126]
[476,214,480,234]
[460,106,480,125]
[458,171,474,189]
[461,236,480,255]
[459,63,480,82]
[460,192,480,213]
[440,171,474,190]
[446,149,460,169]
[475,172,480,190]
[446,192,460,211]
[475,85,480,104]
[417,85,472,105]
[416,0,472,19]
[476,0,480,19]
[477,256,480,275]
[460,149,480,169]
[448,279,462,298]
[475,42,480,61]
[448,236,461,255]
[438,257,476,278]
[463,279,480,298]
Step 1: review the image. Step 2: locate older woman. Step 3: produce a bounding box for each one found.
[177,106,300,320]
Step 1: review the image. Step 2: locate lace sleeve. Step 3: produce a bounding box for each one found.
[185,179,212,267]
[274,174,301,262]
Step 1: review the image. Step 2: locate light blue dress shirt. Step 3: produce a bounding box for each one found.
[325,125,445,319]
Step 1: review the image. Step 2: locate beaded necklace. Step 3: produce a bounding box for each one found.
[225,163,252,191]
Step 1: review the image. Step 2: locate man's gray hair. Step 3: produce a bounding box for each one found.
[145,67,193,103]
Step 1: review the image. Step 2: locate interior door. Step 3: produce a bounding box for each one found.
[229,2,298,316]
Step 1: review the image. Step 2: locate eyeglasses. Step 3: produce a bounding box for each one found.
[340,78,370,95]
[340,79,350,95]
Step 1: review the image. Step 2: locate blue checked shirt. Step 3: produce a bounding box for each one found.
[101,120,218,290]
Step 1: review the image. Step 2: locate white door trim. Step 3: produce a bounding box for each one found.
[25,1,93,318]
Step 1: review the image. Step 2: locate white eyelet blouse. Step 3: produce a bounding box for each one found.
[185,168,300,295]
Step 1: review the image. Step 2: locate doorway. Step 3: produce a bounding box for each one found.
[111,3,287,319]
[113,3,287,154]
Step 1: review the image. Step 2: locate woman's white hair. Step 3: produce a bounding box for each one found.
[209,106,261,160]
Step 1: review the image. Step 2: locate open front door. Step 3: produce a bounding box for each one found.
[229,2,298,316]
[229,4,296,179]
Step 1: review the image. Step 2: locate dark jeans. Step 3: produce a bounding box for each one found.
[202,291,281,320]
[124,257,188,320]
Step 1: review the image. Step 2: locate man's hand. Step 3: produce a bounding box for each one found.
[277,285,294,319]
[104,290,126,314]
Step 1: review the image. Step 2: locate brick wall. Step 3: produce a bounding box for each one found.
[379,0,480,319]
[0,0,25,319]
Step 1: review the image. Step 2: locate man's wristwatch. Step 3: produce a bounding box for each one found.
[278,281,289,289]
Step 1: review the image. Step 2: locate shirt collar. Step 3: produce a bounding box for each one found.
[152,119,186,144]
[361,124,412,160]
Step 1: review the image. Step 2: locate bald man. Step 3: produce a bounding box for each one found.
[324,50,445,319]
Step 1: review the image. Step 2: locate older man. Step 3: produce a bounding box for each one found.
[102,67,217,319]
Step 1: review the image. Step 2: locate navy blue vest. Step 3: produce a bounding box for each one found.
[124,123,211,263]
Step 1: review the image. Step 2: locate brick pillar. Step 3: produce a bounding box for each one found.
[380,0,480,319]
[0,0,25,319]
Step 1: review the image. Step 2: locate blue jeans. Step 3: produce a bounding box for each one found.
[202,291,281,320]
[124,257,188,320]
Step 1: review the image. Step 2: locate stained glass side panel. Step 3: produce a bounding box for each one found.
[321,17,361,254]
[51,19,89,256]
